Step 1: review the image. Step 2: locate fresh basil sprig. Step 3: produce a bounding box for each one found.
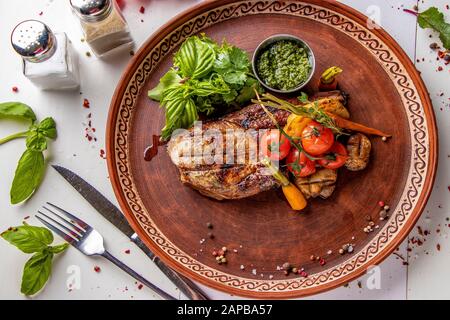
[148,34,263,140]
[1,223,68,296]
[0,102,57,204]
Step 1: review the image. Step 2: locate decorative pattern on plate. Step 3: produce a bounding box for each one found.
[110,0,432,296]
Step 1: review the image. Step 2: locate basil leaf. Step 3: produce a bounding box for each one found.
[1,225,53,253]
[418,7,450,49]
[21,250,53,296]
[0,102,36,122]
[10,149,45,204]
[26,131,48,152]
[148,69,182,101]
[48,243,69,254]
[174,36,215,79]
[37,117,57,139]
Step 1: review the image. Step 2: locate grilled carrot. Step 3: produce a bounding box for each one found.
[325,112,391,137]
[262,158,307,211]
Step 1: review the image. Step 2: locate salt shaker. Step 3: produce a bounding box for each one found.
[70,0,133,57]
[11,20,80,91]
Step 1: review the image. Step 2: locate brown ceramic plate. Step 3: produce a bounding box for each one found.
[106,0,437,298]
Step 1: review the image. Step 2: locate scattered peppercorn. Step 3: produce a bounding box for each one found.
[139,6,145,13]
[378,201,385,207]
[124,249,130,254]
[86,51,91,57]
[309,255,315,261]
[430,42,439,50]
[12,86,18,93]
[83,98,90,108]
[339,248,345,255]
[94,266,101,273]
[207,232,214,239]
[206,222,213,229]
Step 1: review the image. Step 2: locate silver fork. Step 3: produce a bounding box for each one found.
[36,202,176,300]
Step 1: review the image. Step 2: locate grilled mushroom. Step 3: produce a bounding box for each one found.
[345,133,371,171]
[294,168,337,199]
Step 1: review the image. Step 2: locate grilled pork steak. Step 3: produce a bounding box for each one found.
[167,104,290,200]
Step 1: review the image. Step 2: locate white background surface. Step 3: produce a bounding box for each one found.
[0,0,448,300]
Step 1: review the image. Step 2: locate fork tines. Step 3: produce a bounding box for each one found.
[36,202,91,245]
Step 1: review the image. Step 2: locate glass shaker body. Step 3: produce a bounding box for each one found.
[72,0,133,57]
[23,32,80,90]
[11,20,80,91]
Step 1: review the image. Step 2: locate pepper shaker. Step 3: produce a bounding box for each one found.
[11,20,80,91]
[70,0,133,57]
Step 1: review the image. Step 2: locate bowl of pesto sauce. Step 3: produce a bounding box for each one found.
[252,34,315,93]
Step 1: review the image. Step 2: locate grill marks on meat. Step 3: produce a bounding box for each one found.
[167,104,290,200]
[223,104,290,129]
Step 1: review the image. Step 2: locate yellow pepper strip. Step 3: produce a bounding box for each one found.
[281,183,307,211]
[320,66,343,84]
[262,158,307,211]
[283,115,312,140]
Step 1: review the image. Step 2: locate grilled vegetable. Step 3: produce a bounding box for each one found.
[319,66,343,91]
[283,114,311,140]
[326,112,390,137]
[345,133,371,171]
[262,158,307,211]
[294,168,337,199]
[316,98,350,119]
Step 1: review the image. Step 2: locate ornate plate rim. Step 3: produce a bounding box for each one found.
[106,0,438,298]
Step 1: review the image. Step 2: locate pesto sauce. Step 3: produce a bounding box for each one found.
[256,40,311,91]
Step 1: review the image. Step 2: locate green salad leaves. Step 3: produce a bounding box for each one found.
[148,34,262,140]
[1,223,68,296]
[418,7,450,49]
[0,102,57,204]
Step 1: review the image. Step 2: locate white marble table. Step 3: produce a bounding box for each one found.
[0,0,448,300]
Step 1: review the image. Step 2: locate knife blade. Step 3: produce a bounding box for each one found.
[52,165,208,300]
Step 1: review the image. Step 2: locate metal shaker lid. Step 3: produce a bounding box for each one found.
[70,0,112,22]
[11,20,57,63]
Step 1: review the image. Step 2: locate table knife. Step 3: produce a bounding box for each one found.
[52,165,209,300]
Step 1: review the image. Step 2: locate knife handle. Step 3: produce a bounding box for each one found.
[131,235,209,300]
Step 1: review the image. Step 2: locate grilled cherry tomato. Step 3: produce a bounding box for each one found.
[317,141,348,169]
[301,121,334,156]
[260,129,291,161]
[286,148,316,177]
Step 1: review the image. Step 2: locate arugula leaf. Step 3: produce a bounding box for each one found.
[0,102,36,122]
[418,7,450,49]
[174,36,215,79]
[21,250,53,296]
[1,225,53,253]
[235,77,262,104]
[10,149,45,204]
[148,69,182,101]
[214,46,250,86]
